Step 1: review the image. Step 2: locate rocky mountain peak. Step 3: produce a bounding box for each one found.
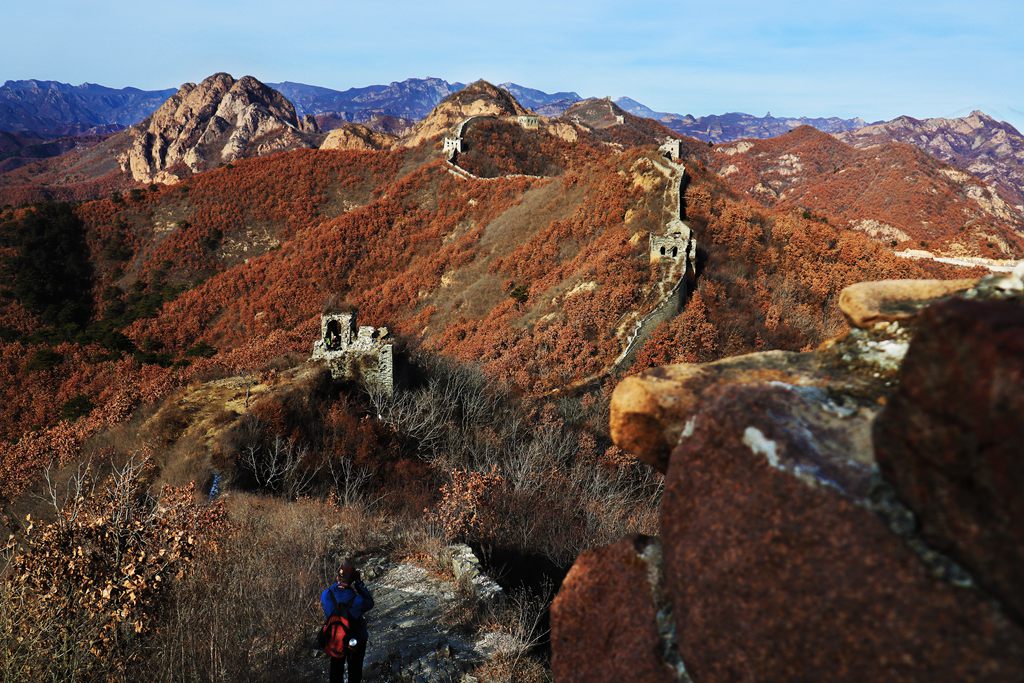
[119,72,318,184]
[402,79,529,148]
[839,110,1024,208]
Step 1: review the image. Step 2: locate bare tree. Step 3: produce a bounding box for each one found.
[239,435,321,500]
[326,455,374,506]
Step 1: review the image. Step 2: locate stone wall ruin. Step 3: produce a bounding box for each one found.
[516,115,540,129]
[311,311,394,394]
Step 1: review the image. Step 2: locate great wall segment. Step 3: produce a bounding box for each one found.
[311,310,394,395]
[548,141,698,395]
[443,114,549,180]
[441,119,700,393]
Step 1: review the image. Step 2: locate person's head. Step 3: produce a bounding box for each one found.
[337,562,358,587]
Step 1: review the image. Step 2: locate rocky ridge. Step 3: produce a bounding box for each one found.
[707,125,1024,259]
[839,111,1024,210]
[319,123,395,152]
[118,73,320,184]
[553,267,1024,681]
[401,80,531,149]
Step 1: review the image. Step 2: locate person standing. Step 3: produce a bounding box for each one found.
[320,562,374,683]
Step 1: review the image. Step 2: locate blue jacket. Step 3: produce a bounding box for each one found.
[320,580,374,641]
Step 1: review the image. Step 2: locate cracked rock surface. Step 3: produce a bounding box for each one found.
[555,276,1024,681]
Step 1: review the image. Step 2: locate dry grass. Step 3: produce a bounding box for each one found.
[141,493,344,682]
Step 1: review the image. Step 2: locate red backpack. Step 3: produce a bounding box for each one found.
[318,609,352,658]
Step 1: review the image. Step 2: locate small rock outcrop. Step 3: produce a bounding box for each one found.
[554,271,1024,682]
[118,73,319,184]
[319,123,394,151]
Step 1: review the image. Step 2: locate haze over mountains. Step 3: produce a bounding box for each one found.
[0,79,176,135]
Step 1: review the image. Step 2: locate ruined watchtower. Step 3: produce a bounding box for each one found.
[516,115,540,129]
[659,138,684,163]
[443,136,463,156]
[311,310,394,394]
[650,219,695,266]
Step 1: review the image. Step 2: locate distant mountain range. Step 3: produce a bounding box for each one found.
[612,97,867,142]
[2,75,1023,222]
[0,76,865,142]
[838,111,1024,210]
[0,80,175,136]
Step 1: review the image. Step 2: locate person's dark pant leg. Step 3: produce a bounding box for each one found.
[329,655,345,683]
[346,641,366,683]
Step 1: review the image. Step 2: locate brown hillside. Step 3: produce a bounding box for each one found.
[709,126,1024,258]
[0,125,970,500]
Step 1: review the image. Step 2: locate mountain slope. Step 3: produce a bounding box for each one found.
[0,82,970,505]
[0,79,175,135]
[707,126,1024,258]
[838,111,1024,210]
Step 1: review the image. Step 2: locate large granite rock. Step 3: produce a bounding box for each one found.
[661,381,1023,681]
[551,537,678,683]
[118,73,319,183]
[875,297,1024,622]
[838,278,977,328]
[556,277,1024,682]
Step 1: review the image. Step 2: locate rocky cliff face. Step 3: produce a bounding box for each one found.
[552,269,1024,681]
[118,73,320,184]
[839,111,1024,211]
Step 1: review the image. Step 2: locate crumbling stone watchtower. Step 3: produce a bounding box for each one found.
[443,136,463,155]
[516,115,539,129]
[311,310,394,394]
[650,219,694,266]
[659,138,684,162]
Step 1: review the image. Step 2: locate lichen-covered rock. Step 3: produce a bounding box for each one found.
[551,537,677,683]
[660,381,1024,681]
[875,296,1024,621]
[558,277,1024,682]
[838,278,978,328]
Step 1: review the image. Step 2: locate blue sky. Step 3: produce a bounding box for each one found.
[3,0,1022,130]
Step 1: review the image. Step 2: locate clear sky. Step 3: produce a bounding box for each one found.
[3,0,1022,130]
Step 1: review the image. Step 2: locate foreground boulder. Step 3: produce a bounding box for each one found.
[875,297,1024,622]
[554,274,1024,682]
[552,537,679,683]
